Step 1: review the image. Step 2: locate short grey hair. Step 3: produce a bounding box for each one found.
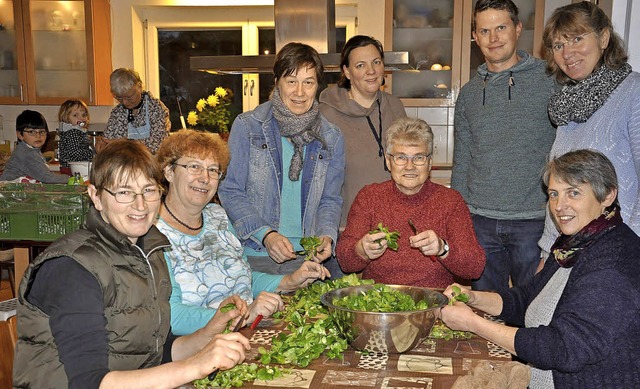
[543,149,617,203]
[110,68,143,97]
[385,117,433,154]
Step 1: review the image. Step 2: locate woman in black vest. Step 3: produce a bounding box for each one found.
[14,140,250,388]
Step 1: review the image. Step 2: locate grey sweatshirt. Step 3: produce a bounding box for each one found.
[0,141,69,183]
[451,51,556,219]
[319,86,406,226]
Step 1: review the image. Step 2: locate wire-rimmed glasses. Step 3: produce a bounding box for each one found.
[173,163,224,180]
[387,153,432,166]
[103,187,163,204]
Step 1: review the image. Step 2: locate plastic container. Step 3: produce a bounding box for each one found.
[69,161,91,180]
[0,183,88,242]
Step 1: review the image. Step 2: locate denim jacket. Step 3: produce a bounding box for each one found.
[219,101,345,253]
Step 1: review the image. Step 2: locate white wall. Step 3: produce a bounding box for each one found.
[615,0,639,69]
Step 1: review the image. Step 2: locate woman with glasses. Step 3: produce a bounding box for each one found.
[0,109,69,183]
[218,43,345,276]
[336,117,485,288]
[155,130,329,336]
[100,68,170,154]
[538,2,640,256]
[14,139,251,388]
[319,35,407,228]
[442,150,640,388]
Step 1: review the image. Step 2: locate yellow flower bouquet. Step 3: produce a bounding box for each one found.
[187,86,233,133]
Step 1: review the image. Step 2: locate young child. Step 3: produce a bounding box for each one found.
[58,99,95,174]
[0,110,69,183]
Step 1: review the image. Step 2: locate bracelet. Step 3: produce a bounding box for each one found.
[262,229,278,246]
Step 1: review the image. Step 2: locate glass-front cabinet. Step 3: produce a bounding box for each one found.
[387,0,545,169]
[390,0,459,100]
[387,0,545,103]
[0,0,111,105]
[0,0,26,102]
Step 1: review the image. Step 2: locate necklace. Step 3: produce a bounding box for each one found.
[127,93,146,123]
[163,201,203,231]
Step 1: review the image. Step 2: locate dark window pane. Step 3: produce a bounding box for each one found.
[158,29,243,131]
[258,28,276,56]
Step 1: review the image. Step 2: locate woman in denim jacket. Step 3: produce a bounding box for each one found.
[219,42,345,276]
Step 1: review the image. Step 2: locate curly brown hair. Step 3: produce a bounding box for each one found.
[155,129,230,186]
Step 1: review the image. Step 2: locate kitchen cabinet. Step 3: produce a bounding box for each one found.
[386,0,545,168]
[386,0,544,103]
[0,0,111,106]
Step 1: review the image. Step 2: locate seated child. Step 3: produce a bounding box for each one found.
[58,99,95,174]
[0,110,69,183]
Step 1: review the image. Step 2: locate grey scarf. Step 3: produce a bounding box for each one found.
[548,63,632,126]
[270,87,325,181]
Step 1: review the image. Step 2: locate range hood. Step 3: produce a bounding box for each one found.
[190,0,411,74]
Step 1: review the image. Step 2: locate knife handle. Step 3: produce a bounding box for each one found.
[250,315,263,330]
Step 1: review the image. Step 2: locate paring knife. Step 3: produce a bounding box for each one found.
[207,312,247,380]
[408,219,438,263]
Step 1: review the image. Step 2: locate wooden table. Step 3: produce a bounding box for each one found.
[225,315,512,389]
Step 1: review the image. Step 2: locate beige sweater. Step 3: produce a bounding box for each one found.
[319,85,406,226]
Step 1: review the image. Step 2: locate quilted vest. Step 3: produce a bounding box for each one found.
[13,207,171,388]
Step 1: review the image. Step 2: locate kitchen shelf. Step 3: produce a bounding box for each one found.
[0,0,112,105]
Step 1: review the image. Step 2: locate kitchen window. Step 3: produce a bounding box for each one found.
[158,27,346,131]
[141,5,354,131]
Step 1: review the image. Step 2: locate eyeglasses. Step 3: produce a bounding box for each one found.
[114,90,139,102]
[23,130,47,137]
[103,187,163,204]
[551,32,593,52]
[387,153,432,166]
[174,163,224,180]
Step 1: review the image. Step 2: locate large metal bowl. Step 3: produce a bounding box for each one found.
[321,285,447,354]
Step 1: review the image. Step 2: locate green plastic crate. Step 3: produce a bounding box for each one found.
[0,183,89,242]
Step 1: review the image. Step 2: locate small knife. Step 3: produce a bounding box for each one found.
[408,219,418,235]
[408,219,439,263]
[207,312,247,380]
[250,315,264,330]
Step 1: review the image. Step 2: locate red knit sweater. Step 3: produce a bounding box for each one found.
[336,180,486,288]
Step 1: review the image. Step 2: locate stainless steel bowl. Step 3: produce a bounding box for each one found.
[321,285,447,353]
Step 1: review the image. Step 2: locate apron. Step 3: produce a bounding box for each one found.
[127,95,151,140]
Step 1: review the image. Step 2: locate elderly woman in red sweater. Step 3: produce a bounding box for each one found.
[336,117,485,288]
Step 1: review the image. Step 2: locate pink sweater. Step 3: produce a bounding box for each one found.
[336,180,486,288]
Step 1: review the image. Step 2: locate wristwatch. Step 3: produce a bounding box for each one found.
[437,239,449,257]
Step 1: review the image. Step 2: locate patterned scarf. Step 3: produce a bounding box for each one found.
[548,63,632,126]
[550,202,622,268]
[270,87,325,181]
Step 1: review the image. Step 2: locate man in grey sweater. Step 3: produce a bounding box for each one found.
[451,0,556,292]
